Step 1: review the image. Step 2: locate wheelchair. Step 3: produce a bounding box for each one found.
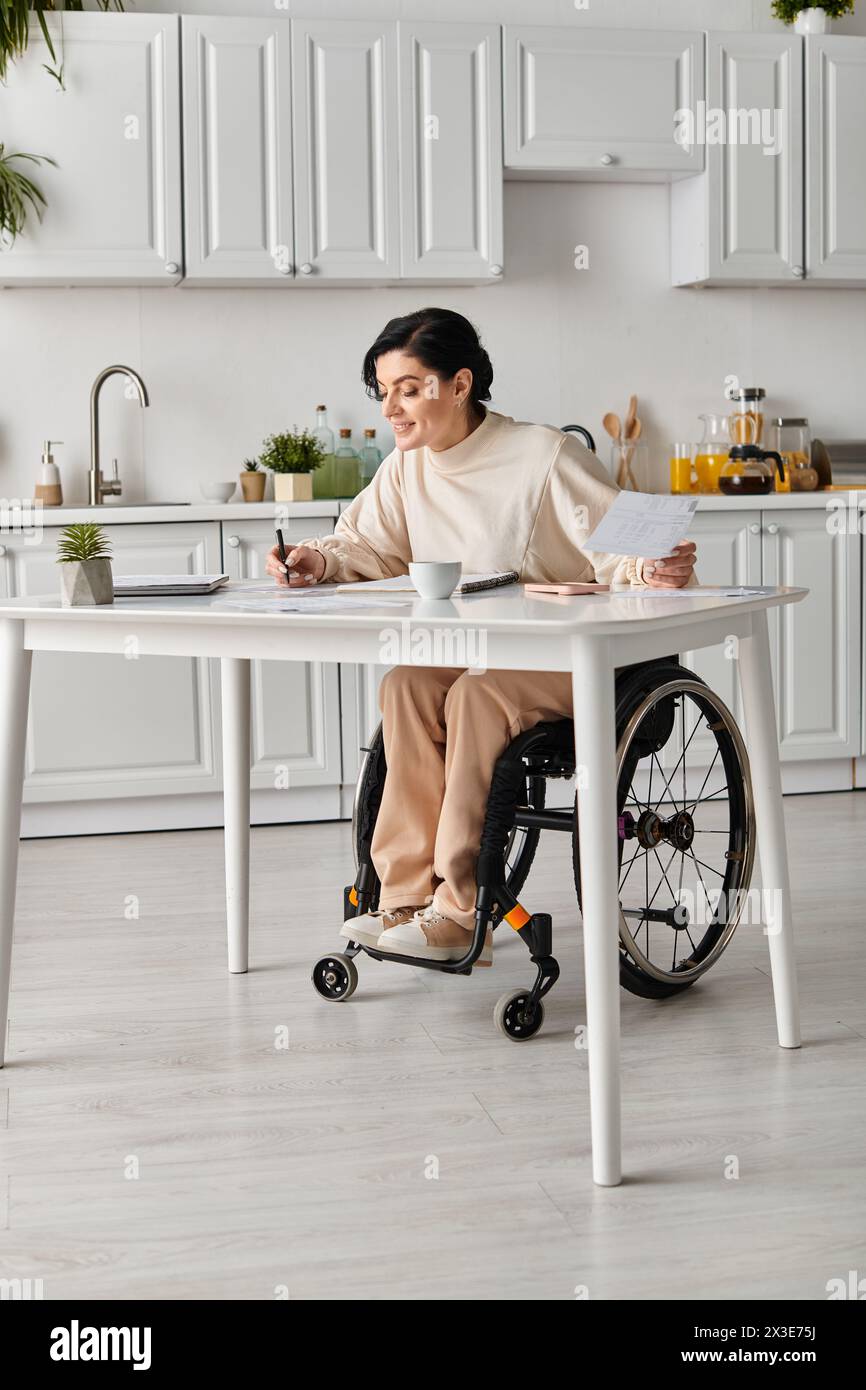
[312,656,756,1041]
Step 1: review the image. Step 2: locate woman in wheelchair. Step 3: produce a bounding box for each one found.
[266,308,705,991]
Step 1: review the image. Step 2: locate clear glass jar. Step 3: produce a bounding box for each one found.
[768,417,815,491]
[358,429,382,487]
[729,387,766,447]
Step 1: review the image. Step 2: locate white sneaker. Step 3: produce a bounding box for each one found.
[340,905,421,950]
[377,905,492,967]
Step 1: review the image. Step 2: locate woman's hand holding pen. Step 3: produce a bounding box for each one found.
[265,543,327,588]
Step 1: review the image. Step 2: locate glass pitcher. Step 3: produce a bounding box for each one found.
[718,445,785,497]
[695,414,732,493]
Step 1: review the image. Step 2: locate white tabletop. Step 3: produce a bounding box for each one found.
[0,580,808,638]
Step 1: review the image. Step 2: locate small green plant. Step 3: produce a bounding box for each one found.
[56,522,112,563]
[771,0,854,22]
[1,2,125,89]
[259,428,325,475]
[0,144,56,244]
[242,457,260,472]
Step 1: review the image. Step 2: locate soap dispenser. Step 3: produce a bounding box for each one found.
[35,440,64,507]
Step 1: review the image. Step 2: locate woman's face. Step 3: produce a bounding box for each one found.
[375,350,474,452]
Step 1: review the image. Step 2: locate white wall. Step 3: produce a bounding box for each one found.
[1,0,865,503]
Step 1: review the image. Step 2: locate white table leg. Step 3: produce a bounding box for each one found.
[571,635,622,1186]
[0,620,33,1068]
[737,610,800,1048]
[220,657,251,974]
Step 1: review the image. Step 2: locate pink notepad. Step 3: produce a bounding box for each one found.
[525,582,610,595]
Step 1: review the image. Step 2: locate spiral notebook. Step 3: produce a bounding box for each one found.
[337,571,519,596]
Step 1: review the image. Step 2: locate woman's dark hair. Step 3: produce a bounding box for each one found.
[362,307,493,410]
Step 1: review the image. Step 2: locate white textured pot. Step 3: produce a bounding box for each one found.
[59,556,114,606]
[795,7,828,34]
[274,472,313,502]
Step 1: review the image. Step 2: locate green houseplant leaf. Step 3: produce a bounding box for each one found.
[0,143,57,243]
[56,521,113,563]
[259,428,326,475]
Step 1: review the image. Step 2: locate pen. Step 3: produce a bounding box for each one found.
[276,528,291,580]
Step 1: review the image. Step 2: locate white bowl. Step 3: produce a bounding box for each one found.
[200,482,236,503]
[409,560,462,599]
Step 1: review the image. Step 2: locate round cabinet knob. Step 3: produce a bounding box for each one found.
[277,264,293,276]
[749,523,760,534]
[490,264,503,277]
[226,535,240,548]
[766,523,779,535]
[165,262,180,274]
[792,265,805,278]
[599,153,615,166]
[300,263,313,275]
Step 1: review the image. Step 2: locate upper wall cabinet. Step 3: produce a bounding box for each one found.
[0,13,182,286]
[398,23,503,280]
[181,16,294,284]
[806,35,866,283]
[503,27,704,178]
[670,33,803,286]
[291,18,401,281]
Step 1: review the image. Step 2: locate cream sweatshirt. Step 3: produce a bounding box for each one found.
[300,408,654,588]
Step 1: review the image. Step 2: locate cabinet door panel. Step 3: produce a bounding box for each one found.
[762,511,859,759]
[660,512,761,769]
[398,22,502,280]
[0,13,182,284]
[708,33,803,281]
[504,27,703,175]
[182,16,294,284]
[291,19,399,280]
[221,519,341,788]
[806,35,866,281]
[6,524,221,799]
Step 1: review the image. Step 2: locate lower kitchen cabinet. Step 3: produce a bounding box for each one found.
[221,518,343,796]
[0,523,223,819]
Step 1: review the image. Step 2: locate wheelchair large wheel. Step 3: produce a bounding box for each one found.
[352,723,546,914]
[573,664,755,999]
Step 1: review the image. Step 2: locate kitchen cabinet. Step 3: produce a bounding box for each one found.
[0,523,221,810]
[503,27,704,177]
[0,12,182,286]
[181,15,294,285]
[291,18,400,282]
[761,509,860,761]
[806,36,866,283]
[670,33,803,286]
[221,519,342,793]
[398,23,503,280]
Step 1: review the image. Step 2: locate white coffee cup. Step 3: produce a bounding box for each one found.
[408,560,462,600]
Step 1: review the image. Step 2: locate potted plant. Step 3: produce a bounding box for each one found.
[0,143,55,247]
[56,521,113,606]
[239,457,266,503]
[259,427,325,503]
[771,1,855,34]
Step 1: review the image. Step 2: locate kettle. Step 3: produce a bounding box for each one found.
[718,445,785,497]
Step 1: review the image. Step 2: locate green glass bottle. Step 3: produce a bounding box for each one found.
[312,404,336,499]
[334,428,361,498]
[359,429,383,488]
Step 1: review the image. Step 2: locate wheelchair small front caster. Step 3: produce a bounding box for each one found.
[312,953,358,1002]
[494,988,544,1041]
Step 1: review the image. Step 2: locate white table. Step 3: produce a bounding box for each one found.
[0,580,807,1186]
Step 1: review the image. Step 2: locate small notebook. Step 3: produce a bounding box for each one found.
[113,574,230,596]
[337,571,519,596]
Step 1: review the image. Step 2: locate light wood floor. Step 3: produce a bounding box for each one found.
[2,791,865,1301]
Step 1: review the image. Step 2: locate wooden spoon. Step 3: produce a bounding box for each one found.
[624,394,637,441]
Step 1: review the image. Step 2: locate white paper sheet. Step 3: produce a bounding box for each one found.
[583,492,699,560]
[611,585,777,599]
[213,594,412,614]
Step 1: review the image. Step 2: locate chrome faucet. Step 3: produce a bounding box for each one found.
[89,365,150,505]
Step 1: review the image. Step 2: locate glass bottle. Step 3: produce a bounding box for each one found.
[358,428,383,488]
[312,404,336,500]
[334,428,360,498]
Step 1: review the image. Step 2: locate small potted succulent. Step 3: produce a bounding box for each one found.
[239,456,266,503]
[56,522,113,606]
[259,427,325,503]
[771,1,855,33]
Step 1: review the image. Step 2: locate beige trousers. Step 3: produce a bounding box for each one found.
[371,666,574,929]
